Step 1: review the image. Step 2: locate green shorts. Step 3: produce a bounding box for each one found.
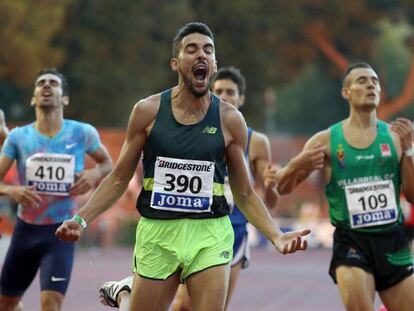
[132,216,234,282]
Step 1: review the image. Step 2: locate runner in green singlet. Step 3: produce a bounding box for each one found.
[277,62,414,311]
[56,22,311,311]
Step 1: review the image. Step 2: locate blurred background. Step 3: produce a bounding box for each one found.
[1,1,414,308]
[0,0,414,310]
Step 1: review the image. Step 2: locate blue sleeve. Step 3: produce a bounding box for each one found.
[1,129,18,159]
[83,123,101,154]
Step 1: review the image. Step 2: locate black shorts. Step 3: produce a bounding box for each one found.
[403,224,414,242]
[329,227,413,291]
[0,218,75,296]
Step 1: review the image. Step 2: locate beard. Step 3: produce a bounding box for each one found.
[182,74,209,98]
[33,99,56,108]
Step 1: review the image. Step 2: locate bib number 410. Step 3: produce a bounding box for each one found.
[35,166,65,181]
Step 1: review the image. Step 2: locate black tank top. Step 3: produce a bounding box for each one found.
[136,89,229,219]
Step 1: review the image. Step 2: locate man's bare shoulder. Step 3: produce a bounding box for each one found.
[219,99,244,125]
[251,130,270,145]
[249,130,270,153]
[219,99,247,147]
[127,93,163,132]
[133,93,161,113]
[248,130,271,166]
[131,93,161,120]
[305,128,330,149]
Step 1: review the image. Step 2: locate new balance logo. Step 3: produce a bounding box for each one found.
[202,126,217,134]
[219,251,230,259]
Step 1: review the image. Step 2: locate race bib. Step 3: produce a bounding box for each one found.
[151,157,214,213]
[26,153,75,196]
[345,180,398,228]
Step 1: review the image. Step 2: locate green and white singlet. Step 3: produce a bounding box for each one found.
[326,120,403,233]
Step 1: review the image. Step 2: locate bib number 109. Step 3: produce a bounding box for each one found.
[358,194,387,211]
[164,174,201,194]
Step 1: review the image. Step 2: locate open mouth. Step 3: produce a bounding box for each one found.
[42,91,53,98]
[193,65,208,81]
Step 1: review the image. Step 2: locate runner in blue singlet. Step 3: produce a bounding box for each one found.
[0,68,112,311]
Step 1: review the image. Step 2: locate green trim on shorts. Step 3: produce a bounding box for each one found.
[132,216,233,281]
[386,246,413,266]
[142,177,225,196]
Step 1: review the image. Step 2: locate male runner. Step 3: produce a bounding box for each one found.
[0,68,112,311]
[172,66,279,310]
[277,62,414,311]
[56,22,312,311]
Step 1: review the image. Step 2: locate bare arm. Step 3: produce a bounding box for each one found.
[87,144,113,179]
[69,144,113,195]
[0,155,41,209]
[0,112,41,207]
[76,103,149,223]
[0,109,9,147]
[0,156,15,193]
[56,97,158,242]
[223,105,310,254]
[276,130,328,195]
[249,131,278,209]
[390,118,414,203]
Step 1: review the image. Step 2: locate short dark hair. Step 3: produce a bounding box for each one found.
[34,68,69,96]
[172,22,214,57]
[342,62,373,86]
[211,67,246,96]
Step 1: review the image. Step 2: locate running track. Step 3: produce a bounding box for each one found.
[17,247,383,310]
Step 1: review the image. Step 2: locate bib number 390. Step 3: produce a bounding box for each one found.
[164,174,202,194]
[151,156,214,213]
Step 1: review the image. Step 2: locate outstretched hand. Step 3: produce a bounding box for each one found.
[55,219,83,243]
[272,229,311,254]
